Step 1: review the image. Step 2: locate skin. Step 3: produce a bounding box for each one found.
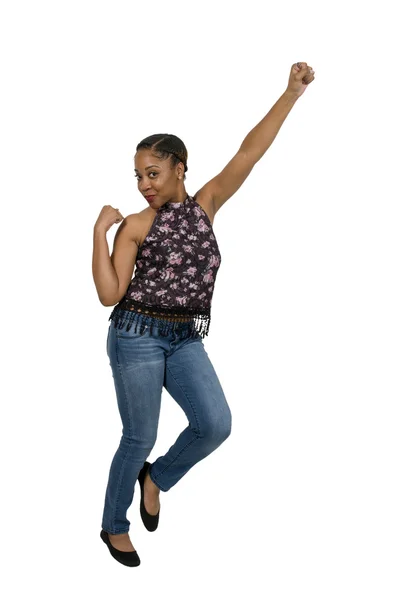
[133,148,214,226]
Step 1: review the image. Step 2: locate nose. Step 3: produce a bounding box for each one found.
[138,178,153,193]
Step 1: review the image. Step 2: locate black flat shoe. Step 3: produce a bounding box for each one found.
[100,530,141,567]
[137,461,160,531]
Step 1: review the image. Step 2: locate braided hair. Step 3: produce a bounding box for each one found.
[136,134,188,181]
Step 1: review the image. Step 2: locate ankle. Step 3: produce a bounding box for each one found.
[145,472,160,494]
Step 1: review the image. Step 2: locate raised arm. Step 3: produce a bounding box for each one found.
[195,62,315,216]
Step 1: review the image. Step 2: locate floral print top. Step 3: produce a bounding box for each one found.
[109,194,222,338]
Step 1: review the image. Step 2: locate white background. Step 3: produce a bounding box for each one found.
[1,0,397,598]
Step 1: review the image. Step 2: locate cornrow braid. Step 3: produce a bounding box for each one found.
[136,133,188,181]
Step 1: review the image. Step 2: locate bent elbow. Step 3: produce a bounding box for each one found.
[99,295,117,307]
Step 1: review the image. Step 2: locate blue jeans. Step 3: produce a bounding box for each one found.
[101,309,232,534]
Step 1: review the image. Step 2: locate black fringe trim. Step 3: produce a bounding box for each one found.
[108,297,211,339]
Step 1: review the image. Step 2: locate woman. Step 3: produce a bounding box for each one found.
[92,62,315,567]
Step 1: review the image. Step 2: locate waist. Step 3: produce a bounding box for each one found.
[110,305,196,328]
[108,301,211,338]
[115,296,210,320]
[127,306,193,322]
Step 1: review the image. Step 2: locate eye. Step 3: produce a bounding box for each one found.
[135,172,158,180]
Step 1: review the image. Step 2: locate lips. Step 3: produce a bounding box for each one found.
[145,195,156,202]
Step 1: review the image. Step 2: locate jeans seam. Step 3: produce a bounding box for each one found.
[107,337,134,533]
[151,364,202,486]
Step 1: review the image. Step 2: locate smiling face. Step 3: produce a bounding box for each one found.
[134,149,186,209]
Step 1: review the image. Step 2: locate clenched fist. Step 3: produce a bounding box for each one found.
[286,62,315,99]
[94,205,124,233]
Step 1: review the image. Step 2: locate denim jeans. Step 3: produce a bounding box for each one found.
[101,309,232,535]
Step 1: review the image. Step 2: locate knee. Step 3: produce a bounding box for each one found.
[121,432,157,454]
[220,415,232,442]
[201,408,232,446]
[218,410,232,441]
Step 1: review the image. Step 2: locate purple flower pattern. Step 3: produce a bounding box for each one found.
[119,195,221,314]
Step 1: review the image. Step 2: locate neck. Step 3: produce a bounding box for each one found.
[169,188,188,203]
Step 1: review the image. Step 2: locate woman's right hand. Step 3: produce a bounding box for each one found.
[94,205,124,232]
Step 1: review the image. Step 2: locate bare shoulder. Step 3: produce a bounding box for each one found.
[123,207,156,248]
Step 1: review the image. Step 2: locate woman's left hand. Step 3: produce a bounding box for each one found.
[286,62,315,99]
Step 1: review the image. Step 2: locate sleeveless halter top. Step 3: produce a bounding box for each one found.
[109,194,222,338]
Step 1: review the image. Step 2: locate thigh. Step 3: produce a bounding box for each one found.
[107,322,165,441]
[164,337,231,433]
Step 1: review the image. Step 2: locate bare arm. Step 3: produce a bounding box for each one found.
[195,63,315,216]
[92,215,140,306]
